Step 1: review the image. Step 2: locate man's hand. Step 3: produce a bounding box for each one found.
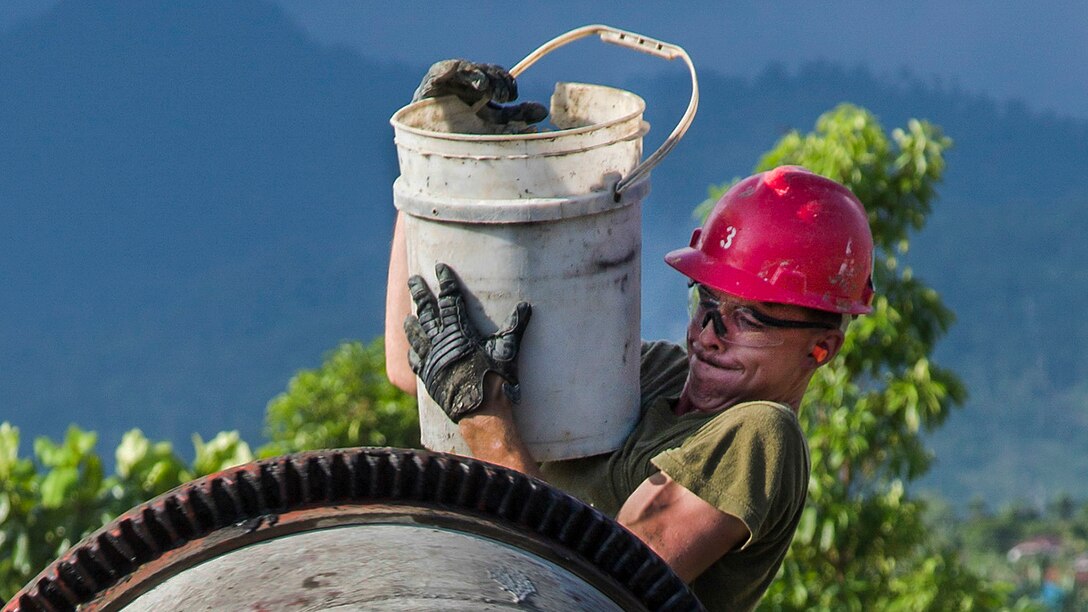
[404,263,532,423]
[412,59,548,126]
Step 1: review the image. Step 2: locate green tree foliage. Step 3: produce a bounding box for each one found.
[0,338,416,601]
[699,104,1017,609]
[0,424,252,599]
[260,339,419,456]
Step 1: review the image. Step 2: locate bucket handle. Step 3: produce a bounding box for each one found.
[509,24,699,197]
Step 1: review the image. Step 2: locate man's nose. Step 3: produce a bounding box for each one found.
[695,311,726,350]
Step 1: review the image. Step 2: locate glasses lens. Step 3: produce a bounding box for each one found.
[690,284,837,346]
[691,284,784,347]
[687,282,700,319]
[726,306,784,347]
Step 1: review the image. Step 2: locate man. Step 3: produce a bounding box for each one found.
[385,61,874,611]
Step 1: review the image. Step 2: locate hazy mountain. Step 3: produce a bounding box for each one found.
[0,0,403,445]
[2,0,1085,508]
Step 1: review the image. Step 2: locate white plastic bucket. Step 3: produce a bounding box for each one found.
[390,25,699,461]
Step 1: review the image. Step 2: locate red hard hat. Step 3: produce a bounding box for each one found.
[666,166,874,314]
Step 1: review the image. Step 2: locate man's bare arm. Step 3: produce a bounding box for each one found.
[385,213,417,394]
[616,472,749,583]
[463,394,744,582]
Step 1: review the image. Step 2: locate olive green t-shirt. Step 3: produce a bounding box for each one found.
[541,340,810,611]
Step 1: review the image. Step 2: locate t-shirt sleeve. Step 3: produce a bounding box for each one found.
[650,403,808,548]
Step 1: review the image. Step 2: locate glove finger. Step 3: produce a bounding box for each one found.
[433,263,483,344]
[403,315,431,358]
[452,283,482,344]
[417,59,495,107]
[412,59,461,101]
[407,274,439,328]
[479,63,516,102]
[456,63,489,95]
[488,302,532,361]
[499,302,532,336]
[407,273,436,306]
[403,316,429,376]
[476,101,549,126]
[436,263,465,326]
[435,262,461,298]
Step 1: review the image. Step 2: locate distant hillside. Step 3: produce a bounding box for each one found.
[2,0,1086,508]
[0,0,404,445]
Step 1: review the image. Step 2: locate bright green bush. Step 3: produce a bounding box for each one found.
[0,337,416,601]
[260,338,419,457]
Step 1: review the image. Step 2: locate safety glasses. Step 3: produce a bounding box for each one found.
[688,283,837,348]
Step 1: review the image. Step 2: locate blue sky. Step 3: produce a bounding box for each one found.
[4,2,1086,121]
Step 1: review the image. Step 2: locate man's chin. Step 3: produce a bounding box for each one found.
[685,360,743,410]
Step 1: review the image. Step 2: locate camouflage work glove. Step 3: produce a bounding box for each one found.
[404,263,532,423]
[412,59,548,126]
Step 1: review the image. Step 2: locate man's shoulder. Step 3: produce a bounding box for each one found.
[640,338,685,359]
[701,401,807,454]
[638,339,688,405]
[718,400,800,427]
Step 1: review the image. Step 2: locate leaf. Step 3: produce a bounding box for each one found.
[115,429,150,478]
[65,425,97,458]
[40,467,79,509]
[192,431,254,477]
[819,519,836,552]
[13,531,30,573]
[0,423,20,469]
[0,492,10,524]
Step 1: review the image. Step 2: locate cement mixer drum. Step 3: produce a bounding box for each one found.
[4,449,703,611]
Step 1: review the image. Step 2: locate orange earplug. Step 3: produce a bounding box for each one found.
[811,346,829,363]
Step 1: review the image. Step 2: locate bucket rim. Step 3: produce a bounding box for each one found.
[389,82,646,143]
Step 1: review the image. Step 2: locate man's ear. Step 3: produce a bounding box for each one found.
[809,330,845,366]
